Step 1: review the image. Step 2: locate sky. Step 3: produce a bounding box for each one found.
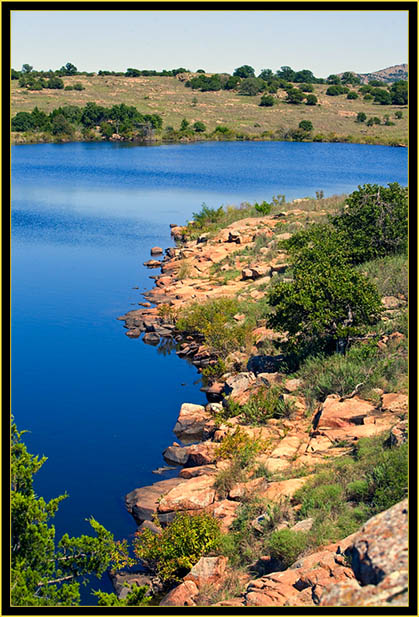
[11,9,408,77]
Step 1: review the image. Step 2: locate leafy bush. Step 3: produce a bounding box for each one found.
[254,200,272,215]
[331,183,408,263]
[259,94,275,107]
[299,120,313,132]
[176,298,252,358]
[305,94,318,105]
[347,91,359,99]
[192,203,224,227]
[133,513,220,583]
[266,528,309,567]
[193,120,206,132]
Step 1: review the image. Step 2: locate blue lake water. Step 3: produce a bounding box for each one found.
[11,140,407,601]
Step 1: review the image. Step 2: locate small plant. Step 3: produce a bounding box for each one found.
[215,426,268,468]
[356,112,367,123]
[395,110,403,119]
[177,260,192,280]
[157,303,178,324]
[266,528,309,567]
[315,190,324,200]
[238,386,296,425]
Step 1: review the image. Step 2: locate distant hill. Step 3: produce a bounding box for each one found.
[338,64,408,84]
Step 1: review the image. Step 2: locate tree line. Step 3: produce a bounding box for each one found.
[12,102,163,140]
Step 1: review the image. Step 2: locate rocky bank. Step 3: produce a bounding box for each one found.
[117,205,409,608]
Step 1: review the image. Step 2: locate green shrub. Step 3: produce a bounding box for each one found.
[306,94,318,105]
[193,120,206,132]
[259,94,275,107]
[133,513,220,583]
[298,120,313,132]
[366,443,408,513]
[254,200,272,215]
[299,483,345,517]
[266,528,308,567]
[215,427,268,468]
[192,203,224,227]
[176,298,252,358]
[214,460,245,498]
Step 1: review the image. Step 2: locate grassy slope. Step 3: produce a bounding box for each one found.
[11,75,408,145]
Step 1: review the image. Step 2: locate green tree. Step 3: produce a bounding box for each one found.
[267,234,382,354]
[327,74,341,85]
[224,75,241,90]
[356,112,367,123]
[341,71,361,85]
[298,120,313,131]
[390,80,408,105]
[294,69,315,83]
[22,64,33,73]
[47,76,64,89]
[61,62,78,75]
[11,111,35,132]
[347,91,359,99]
[330,183,408,263]
[395,110,403,119]
[373,88,392,105]
[239,77,265,96]
[11,422,131,606]
[233,65,255,78]
[180,118,190,131]
[276,66,295,81]
[258,68,274,81]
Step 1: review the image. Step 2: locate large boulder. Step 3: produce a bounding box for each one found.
[315,395,375,430]
[173,403,211,443]
[157,474,217,514]
[125,478,186,523]
[321,499,408,607]
[162,444,191,466]
[224,372,256,399]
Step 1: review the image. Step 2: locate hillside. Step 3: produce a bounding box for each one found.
[11,74,408,146]
[118,187,408,607]
[354,63,408,84]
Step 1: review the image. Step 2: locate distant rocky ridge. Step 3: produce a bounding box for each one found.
[338,64,408,84]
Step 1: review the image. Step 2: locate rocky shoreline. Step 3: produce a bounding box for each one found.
[116,208,408,607]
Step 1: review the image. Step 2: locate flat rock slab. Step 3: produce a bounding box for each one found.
[317,396,375,430]
[260,476,311,502]
[125,477,186,523]
[157,474,217,513]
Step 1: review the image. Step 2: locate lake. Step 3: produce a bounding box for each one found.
[11,140,407,601]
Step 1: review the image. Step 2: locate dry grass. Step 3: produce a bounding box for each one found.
[11,76,408,145]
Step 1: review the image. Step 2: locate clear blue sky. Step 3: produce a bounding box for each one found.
[11,9,408,77]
